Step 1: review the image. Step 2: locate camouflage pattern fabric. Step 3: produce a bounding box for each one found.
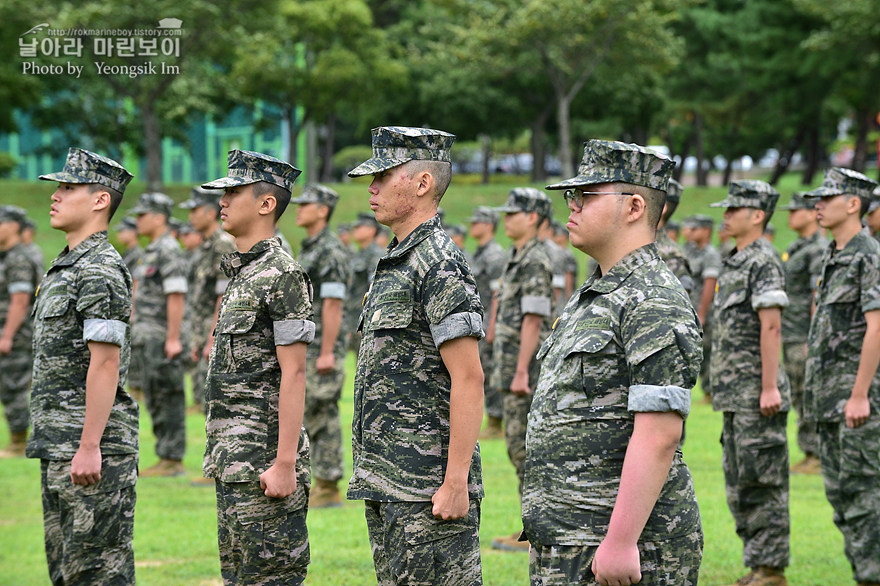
[27,231,138,460]
[348,216,484,502]
[502,391,532,494]
[298,227,350,482]
[203,150,302,192]
[129,191,174,217]
[802,166,878,200]
[655,230,694,294]
[471,238,506,420]
[291,183,340,207]
[805,232,880,422]
[710,237,791,412]
[495,187,549,216]
[275,229,294,257]
[710,180,781,213]
[721,411,790,569]
[132,230,188,461]
[529,532,703,586]
[23,241,45,275]
[121,246,142,283]
[522,243,702,549]
[204,237,315,484]
[348,127,455,177]
[364,499,482,586]
[781,232,827,344]
[686,242,722,311]
[38,147,134,193]
[546,140,675,192]
[0,242,40,432]
[542,238,568,314]
[783,343,818,456]
[816,420,880,582]
[215,479,310,585]
[40,454,137,586]
[344,242,383,354]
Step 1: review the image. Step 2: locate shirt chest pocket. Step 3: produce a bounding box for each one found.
[822,269,860,305]
[214,310,262,370]
[365,301,417,372]
[719,287,749,310]
[36,294,71,320]
[559,328,625,413]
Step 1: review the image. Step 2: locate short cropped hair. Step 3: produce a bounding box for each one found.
[610,182,666,231]
[88,183,124,220]
[405,160,452,202]
[252,181,291,221]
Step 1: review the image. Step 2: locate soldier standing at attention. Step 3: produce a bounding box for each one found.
[523,139,703,586]
[0,206,41,458]
[864,190,880,242]
[29,148,139,584]
[347,126,484,585]
[710,180,791,586]
[131,192,189,477]
[488,187,554,553]
[201,150,314,584]
[21,217,45,274]
[656,178,694,295]
[292,184,351,509]
[467,206,507,440]
[180,187,235,417]
[803,168,880,586]
[345,212,383,355]
[114,217,143,278]
[778,192,825,475]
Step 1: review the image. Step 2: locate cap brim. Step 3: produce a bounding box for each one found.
[38,171,93,184]
[290,195,320,204]
[708,199,735,208]
[801,187,842,198]
[494,205,524,213]
[201,176,257,189]
[347,157,410,178]
[178,199,200,209]
[545,174,606,190]
[129,205,151,215]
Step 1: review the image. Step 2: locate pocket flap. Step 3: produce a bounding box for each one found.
[37,294,70,319]
[366,302,412,330]
[565,328,615,356]
[217,310,257,335]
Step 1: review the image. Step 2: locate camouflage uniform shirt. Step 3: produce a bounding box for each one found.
[522,243,702,546]
[348,216,484,502]
[131,230,187,345]
[656,230,694,293]
[298,227,351,357]
[470,238,506,332]
[203,237,315,482]
[122,246,143,281]
[686,243,722,311]
[27,231,138,459]
[0,242,40,347]
[188,228,236,351]
[344,242,383,335]
[805,232,880,421]
[781,232,827,344]
[710,238,790,412]
[491,237,553,391]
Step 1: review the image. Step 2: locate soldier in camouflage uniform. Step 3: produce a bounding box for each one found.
[0,206,41,457]
[552,221,578,300]
[489,187,554,552]
[656,179,694,294]
[113,216,144,398]
[865,189,880,242]
[180,187,236,415]
[21,217,45,274]
[345,212,383,355]
[347,126,484,585]
[803,168,880,586]
[682,214,721,396]
[131,192,189,477]
[523,139,703,586]
[467,206,507,440]
[291,184,351,508]
[201,150,313,585]
[709,180,791,586]
[537,212,568,316]
[28,148,139,585]
[778,193,826,474]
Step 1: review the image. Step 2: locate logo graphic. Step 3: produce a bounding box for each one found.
[21,23,49,36]
[157,18,182,29]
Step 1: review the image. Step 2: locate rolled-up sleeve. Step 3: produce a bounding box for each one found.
[752,290,788,310]
[521,295,552,317]
[430,311,483,348]
[320,282,346,300]
[162,276,188,295]
[628,384,691,419]
[8,281,35,294]
[83,318,128,347]
[214,278,230,296]
[274,319,316,346]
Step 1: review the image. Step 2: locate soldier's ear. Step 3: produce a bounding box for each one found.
[259,193,277,217]
[92,189,111,213]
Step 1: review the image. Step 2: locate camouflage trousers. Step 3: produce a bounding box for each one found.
[364,499,482,586]
[721,411,790,569]
[40,454,138,586]
[133,339,186,461]
[0,345,31,433]
[782,342,819,456]
[480,339,502,420]
[303,351,345,482]
[502,390,533,497]
[817,419,880,582]
[529,531,703,586]
[191,357,208,410]
[699,319,712,392]
[215,479,310,585]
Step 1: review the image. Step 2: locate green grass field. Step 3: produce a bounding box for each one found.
[0,172,852,584]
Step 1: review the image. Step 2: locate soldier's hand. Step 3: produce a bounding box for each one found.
[202,339,213,362]
[316,353,335,374]
[845,396,870,428]
[260,461,297,499]
[431,480,469,520]
[0,337,12,355]
[165,338,183,360]
[70,445,102,486]
[759,387,782,417]
[592,537,641,586]
[510,371,531,395]
[190,347,200,363]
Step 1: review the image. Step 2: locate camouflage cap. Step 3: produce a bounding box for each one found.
[778,192,817,211]
[0,205,28,227]
[176,221,197,235]
[665,220,680,232]
[801,167,878,200]
[495,187,550,217]
[546,140,674,192]
[22,217,36,231]
[667,178,683,204]
[445,224,467,238]
[39,147,133,193]
[710,180,780,213]
[353,212,380,229]
[113,216,138,232]
[130,192,175,217]
[870,186,880,214]
[291,183,340,208]
[681,214,715,229]
[466,205,499,225]
[179,186,223,209]
[202,150,301,193]
[167,217,185,233]
[348,126,455,177]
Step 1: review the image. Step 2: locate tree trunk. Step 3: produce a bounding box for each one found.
[283,105,300,166]
[769,132,802,185]
[801,123,820,185]
[557,94,574,179]
[320,113,336,183]
[480,134,491,185]
[531,112,550,183]
[694,113,708,187]
[852,103,871,173]
[722,157,733,186]
[142,100,163,191]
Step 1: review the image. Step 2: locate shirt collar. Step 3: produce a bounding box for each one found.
[221,237,279,277]
[50,231,108,269]
[583,243,658,294]
[383,215,442,263]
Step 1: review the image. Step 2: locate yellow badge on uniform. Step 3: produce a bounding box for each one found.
[715,282,719,293]
[552,317,560,330]
[781,251,789,262]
